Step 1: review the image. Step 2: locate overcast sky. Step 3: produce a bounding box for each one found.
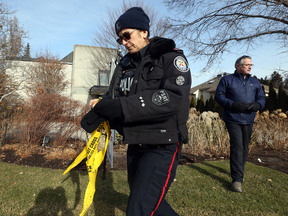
[9,0,288,87]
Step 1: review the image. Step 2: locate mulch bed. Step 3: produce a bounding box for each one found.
[0,144,287,175]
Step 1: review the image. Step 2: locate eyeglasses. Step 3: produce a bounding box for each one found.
[242,64,254,67]
[116,29,136,45]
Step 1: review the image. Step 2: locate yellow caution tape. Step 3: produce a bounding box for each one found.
[63,121,111,216]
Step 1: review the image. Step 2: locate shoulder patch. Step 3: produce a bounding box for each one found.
[174,56,189,72]
[176,76,185,86]
[152,90,170,106]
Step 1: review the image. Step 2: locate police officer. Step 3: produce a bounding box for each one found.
[90,7,191,215]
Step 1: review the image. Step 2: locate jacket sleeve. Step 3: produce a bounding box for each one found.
[119,53,191,123]
[254,81,266,110]
[214,77,234,109]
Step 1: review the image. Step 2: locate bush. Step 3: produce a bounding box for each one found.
[186,108,230,157]
[252,110,288,150]
[186,108,288,157]
[14,93,88,146]
[0,96,22,146]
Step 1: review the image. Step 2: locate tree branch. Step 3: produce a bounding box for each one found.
[165,0,288,72]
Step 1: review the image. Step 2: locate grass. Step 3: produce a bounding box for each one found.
[0,161,287,216]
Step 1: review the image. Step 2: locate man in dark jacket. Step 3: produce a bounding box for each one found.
[88,7,191,215]
[215,55,266,192]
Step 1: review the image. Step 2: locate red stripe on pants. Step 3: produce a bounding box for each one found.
[151,142,179,216]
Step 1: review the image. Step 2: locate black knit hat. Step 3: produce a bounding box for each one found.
[115,7,150,36]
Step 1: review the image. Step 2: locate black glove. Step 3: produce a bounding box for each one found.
[247,102,261,112]
[81,110,105,133]
[94,98,123,119]
[231,102,249,113]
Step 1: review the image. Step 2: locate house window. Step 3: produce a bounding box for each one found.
[99,70,109,86]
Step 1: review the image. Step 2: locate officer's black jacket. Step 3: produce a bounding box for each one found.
[106,37,191,145]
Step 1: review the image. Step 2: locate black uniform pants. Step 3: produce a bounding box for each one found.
[225,122,253,183]
[126,142,182,216]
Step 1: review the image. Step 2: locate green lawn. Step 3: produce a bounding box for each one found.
[0,161,287,216]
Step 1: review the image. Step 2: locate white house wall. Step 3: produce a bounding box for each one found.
[193,89,200,100]
[71,45,97,105]
[6,60,72,99]
[6,44,118,107]
[62,64,72,97]
[6,60,33,99]
[202,91,212,102]
[191,89,213,102]
[71,44,117,105]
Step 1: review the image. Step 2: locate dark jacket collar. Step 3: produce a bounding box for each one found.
[128,37,176,60]
[130,44,149,61]
[147,37,176,59]
[234,70,251,81]
[120,37,176,67]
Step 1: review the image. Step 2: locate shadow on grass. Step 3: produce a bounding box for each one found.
[93,171,128,216]
[187,161,231,190]
[61,169,128,215]
[62,171,82,209]
[25,186,74,216]
[25,170,128,216]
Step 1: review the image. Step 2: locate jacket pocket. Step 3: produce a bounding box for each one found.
[141,65,164,90]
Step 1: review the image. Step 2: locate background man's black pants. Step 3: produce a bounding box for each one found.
[225,122,253,183]
[126,143,182,216]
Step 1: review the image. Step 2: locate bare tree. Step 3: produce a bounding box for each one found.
[0,3,26,58]
[23,50,70,96]
[0,2,28,100]
[164,0,288,72]
[270,70,283,88]
[0,2,28,144]
[90,0,169,83]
